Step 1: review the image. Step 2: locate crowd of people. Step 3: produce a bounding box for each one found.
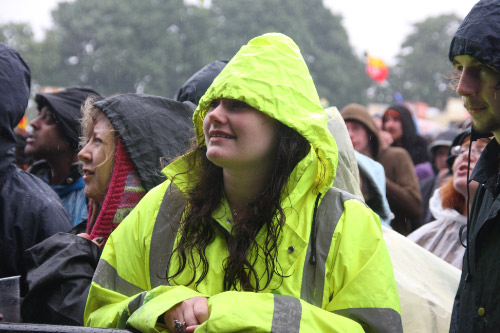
[1,0,500,331]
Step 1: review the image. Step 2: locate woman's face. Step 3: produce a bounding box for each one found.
[78,113,116,205]
[203,98,279,171]
[345,121,372,157]
[452,138,489,197]
[383,115,403,142]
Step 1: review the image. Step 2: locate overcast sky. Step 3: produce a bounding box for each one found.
[0,0,479,65]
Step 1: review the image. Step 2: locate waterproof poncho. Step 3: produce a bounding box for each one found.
[84,33,401,332]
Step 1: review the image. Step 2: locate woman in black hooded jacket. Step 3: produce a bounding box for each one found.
[383,104,430,166]
[21,94,194,325]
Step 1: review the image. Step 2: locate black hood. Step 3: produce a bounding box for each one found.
[449,0,500,72]
[94,93,195,191]
[0,43,31,170]
[175,60,228,105]
[384,104,418,146]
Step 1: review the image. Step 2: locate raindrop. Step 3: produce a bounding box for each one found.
[67,56,79,65]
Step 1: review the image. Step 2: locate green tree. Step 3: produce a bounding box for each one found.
[14,0,368,106]
[45,0,215,96]
[0,23,64,94]
[373,14,462,108]
[208,0,370,108]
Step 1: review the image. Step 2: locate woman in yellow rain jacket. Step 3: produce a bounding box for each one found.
[84,33,402,332]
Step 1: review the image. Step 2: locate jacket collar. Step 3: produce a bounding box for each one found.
[470,139,500,194]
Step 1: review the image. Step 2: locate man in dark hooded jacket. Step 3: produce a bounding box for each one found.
[0,43,71,295]
[448,0,500,331]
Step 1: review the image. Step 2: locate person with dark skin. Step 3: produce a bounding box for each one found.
[25,87,101,226]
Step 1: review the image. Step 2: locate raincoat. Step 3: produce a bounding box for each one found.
[408,189,466,269]
[341,103,422,235]
[0,42,71,294]
[448,1,500,330]
[21,94,194,325]
[84,33,402,332]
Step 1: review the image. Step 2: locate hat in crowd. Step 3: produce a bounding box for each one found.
[449,0,500,72]
[446,129,472,172]
[35,86,101,152]
[428,129,459,155]
[175,60,228,105]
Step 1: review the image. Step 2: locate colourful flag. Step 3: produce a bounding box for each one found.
[365,53,389,83]
[17,115,28,130]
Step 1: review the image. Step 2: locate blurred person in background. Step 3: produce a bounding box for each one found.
[382,104,431,181]
[25,87,102,226]
[417,129,459,227]
[176,60,228,105]
[408,130,491,269]
[342,103,422,235]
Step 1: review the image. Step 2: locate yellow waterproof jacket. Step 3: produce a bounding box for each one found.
[85,33,401,332]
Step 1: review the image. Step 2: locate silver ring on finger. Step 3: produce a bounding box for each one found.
[174,319,186,333]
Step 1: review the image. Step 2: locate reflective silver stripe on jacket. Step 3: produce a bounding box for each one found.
[302,187,402,333]
[333,308,403,333]
[92,184,185,298]
[300,187,349,306]
[93,259,144,297]
[149,184,186,287]
[271,294,302,333]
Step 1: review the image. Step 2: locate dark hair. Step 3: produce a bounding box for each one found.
[168,122,311,291]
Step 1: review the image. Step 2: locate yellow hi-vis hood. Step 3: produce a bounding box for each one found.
[193,33,337,194]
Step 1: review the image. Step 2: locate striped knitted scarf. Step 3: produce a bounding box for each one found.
[87,138,146,243]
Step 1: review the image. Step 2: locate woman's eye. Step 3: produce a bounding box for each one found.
[231,101,248,109]
[209,99,220,109]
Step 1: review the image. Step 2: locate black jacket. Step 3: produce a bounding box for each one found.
[0,43,71,295]
[450,139,500,332]
[21,93,195,325]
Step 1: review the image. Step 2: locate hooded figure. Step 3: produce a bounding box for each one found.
[27,87,102,226]
[0,43,71,294]
[383,104,430,167]
[342,103,422,235]
[85,33,402,332]
[175,60,228,105]
[21,94,195,325]
[448,0,500,331]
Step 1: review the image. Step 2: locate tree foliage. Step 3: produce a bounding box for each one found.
[208,0,370,108]
[373,14,462,108]
[0,0,369,107]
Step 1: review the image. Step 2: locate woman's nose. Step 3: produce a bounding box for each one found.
[206,103,228,124]
[78,144,91,162]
